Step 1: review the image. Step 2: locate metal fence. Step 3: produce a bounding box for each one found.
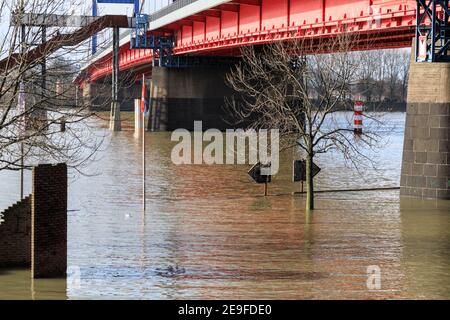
[149,0,199,21]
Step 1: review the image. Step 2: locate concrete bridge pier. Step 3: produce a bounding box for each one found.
[82,82,107,109]
[150,63,237,131]
[400,62,450,199]
[109,101,121,131]
[109,26,121,132]
[82,81,142,112]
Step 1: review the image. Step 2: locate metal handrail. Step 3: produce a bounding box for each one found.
[149,0,199,21]
[89,28,131,61]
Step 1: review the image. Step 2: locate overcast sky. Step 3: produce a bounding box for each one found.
[0,0,166,59]
[0,1,174,45]
[0,0,148,57]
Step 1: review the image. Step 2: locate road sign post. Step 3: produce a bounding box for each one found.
[248,162,272,196]
[293,159,321,194]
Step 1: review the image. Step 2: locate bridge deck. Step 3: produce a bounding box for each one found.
[79,0,418,83]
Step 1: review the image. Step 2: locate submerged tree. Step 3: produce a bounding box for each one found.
[226,34,388,211]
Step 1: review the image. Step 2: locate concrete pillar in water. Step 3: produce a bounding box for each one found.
[134,99,144,137]
[109,101,122,131]
[31,163,67,278]
[109,26,121,132]
[400,62,450,199]
[82,82,110,110]
[150,68,168,132]
[83,81,141,112]
[121,83,142,112]
[151,63,236,131]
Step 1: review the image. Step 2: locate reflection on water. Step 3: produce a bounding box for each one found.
[0,112,449,299]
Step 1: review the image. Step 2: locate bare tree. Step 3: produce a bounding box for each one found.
[399,50,410,103]
[226,34,387,211]
[355,50,378,103]
[0,0,112,176]
[353,49,410,106]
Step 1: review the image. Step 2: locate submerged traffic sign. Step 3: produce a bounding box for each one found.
[293,160,321,182]
[248,162,272,184]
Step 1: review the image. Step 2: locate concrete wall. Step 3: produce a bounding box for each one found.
[0,196,32,267]
[32,163,67,278]
[401,62,450,199]
[151,65,236,131]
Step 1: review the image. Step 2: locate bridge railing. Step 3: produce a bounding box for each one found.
[87,30,130,61]
[150,0,199,21]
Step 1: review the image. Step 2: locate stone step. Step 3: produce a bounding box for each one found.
[0,195,32,221]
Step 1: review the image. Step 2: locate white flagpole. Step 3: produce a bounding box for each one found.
[142,74,146,213]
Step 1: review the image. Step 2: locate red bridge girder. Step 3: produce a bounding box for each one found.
[81,0,417,84]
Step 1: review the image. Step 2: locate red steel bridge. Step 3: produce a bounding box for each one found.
[6,0,446,199]
[75,0,448,201]
[77,0,419,84]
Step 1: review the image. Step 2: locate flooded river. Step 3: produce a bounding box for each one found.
[0,112,449,299]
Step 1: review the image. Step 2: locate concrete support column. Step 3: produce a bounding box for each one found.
[134,99,144,137]
[83,82,141,112]
[109,101,121,131]
[82,82,109,110]
[150,67,168,131]
[122,83,142,112]
[400,62,450,199]
[151,64,236,131]
[109,26,121,132]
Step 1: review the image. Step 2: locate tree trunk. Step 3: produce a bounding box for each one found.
[305,152,314,211]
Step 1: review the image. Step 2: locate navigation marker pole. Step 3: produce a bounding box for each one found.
[143,111,146,213]
[143,104,146,213]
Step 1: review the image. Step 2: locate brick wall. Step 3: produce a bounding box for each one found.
[31,163,67,278]
[401,62,450,199]
[0,196,32,267]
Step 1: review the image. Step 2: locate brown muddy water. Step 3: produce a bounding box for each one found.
[0,112,449,299]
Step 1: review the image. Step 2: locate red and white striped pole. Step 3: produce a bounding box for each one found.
[354,100,364,134]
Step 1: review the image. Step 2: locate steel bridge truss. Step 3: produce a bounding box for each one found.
[417,0,450,62]
[92,0,139,54]
[130,14,175,67]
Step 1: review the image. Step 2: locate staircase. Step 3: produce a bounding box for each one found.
[0,195,32,226]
